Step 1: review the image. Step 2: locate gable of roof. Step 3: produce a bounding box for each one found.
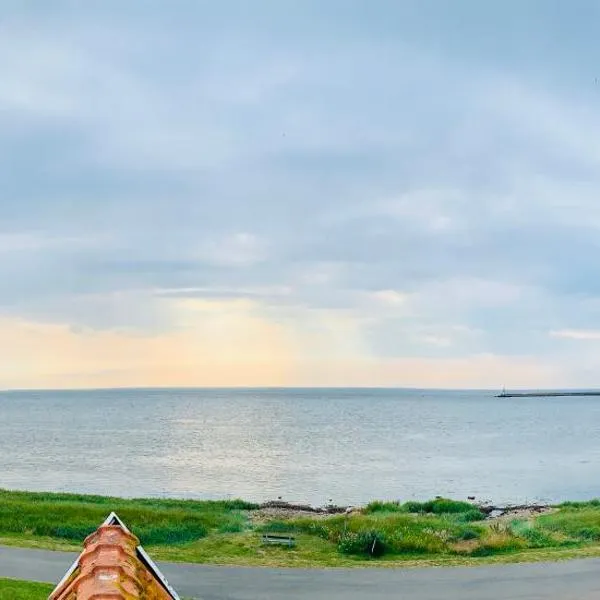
[49,511,181,600]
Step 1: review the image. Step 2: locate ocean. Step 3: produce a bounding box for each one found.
[1,387,599,506]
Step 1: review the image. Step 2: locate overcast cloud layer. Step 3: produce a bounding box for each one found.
[2,1,600,388]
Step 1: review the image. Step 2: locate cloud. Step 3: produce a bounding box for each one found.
[369,290,408,307]
[550,329,600,341]
[198,233,269,267]
[1,2,600,387]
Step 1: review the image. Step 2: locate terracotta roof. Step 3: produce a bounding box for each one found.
[49,512,180,600]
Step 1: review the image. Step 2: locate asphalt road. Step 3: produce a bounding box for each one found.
[2,545,600,599]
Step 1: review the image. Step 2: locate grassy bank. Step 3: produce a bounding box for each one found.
[4,489,600,567]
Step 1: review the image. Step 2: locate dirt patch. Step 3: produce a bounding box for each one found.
[247,507,336,525]
[449,539,480,553]
[246,500,355,525]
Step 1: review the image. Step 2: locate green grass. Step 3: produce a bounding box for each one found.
[537,505,600,541]
[364,498,484,522]
[284,505,487,557]
[0,488,256,545]
[6,489,600,568]
[0,577,197,600]
[0,578,53,600]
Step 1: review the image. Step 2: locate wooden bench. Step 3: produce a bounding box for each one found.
[261,534,296,547]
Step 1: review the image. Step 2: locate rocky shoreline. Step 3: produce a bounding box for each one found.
[257,499,556,521]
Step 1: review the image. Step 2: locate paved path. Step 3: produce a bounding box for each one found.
[2,545,600,599]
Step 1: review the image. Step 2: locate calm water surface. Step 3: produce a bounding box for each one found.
[1,388,599,505]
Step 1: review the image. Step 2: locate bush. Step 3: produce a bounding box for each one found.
[364,501,402,514]
[453,509,486,523]
[454,528,480,541]
[338,530,386,557]
[404,498,482,517]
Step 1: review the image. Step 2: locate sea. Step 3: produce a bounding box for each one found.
[1,387,599,506]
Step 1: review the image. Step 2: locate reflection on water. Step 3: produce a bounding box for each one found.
[1,388,600,505]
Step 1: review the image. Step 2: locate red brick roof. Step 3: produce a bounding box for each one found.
[49,513,179,600]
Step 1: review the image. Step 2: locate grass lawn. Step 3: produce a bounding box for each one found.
[4,489,600,567]
[0,578,53,600]
[0,578,197,600]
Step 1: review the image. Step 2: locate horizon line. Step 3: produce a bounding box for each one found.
[1,385,598,394]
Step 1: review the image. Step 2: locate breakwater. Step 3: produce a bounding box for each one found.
[497,391,600,398]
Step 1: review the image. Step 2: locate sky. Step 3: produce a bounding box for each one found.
[2,1,600,389]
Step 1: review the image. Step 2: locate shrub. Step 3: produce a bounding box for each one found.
[454,528,480,541]
[338,530,386,557]
[401,501,425,513]
[453,509,486,523]
[403,498,483,519]
[364,501,402,514]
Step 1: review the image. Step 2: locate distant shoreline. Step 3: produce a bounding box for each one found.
[0,386,500,397]
[498,391,600,398]
[2,385,599,395]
